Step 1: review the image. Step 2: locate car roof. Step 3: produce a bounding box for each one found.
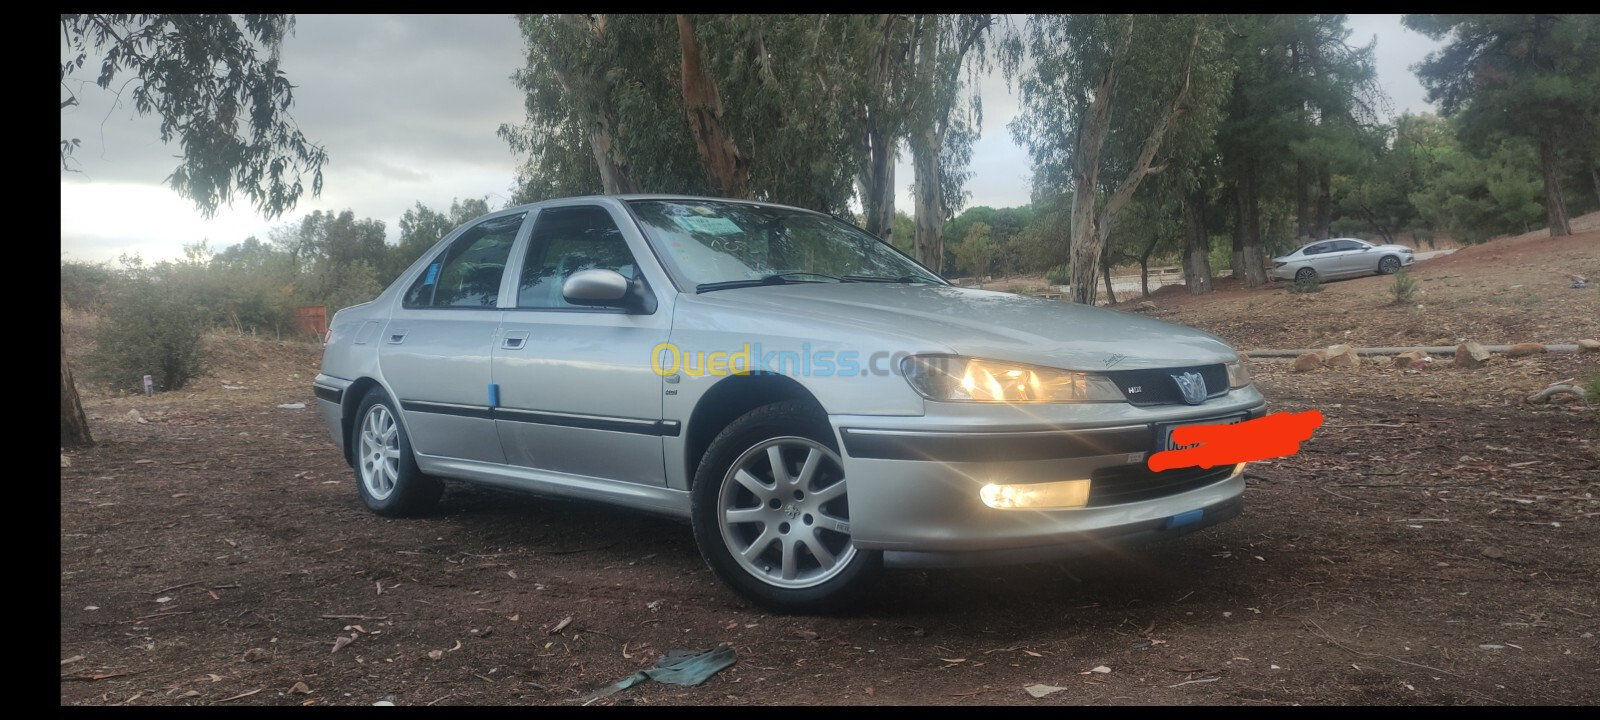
[1297,237,1369,251]
[498,194,829,218]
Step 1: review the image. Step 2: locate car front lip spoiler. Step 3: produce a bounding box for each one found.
[881,493,1244,568]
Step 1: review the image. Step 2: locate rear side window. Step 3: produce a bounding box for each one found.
[404,213,526,308]
[1303,243,1330,256]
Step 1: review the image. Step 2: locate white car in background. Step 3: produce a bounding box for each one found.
[1271,238,1415,283]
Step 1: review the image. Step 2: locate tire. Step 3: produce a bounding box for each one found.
[351,387,442,517]
[1295,267,1317,283]
[1378,255,1400,275]
[690,400,881,612]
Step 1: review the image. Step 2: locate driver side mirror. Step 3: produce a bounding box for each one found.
[562,269,655,314]
[1361,246,1372,251]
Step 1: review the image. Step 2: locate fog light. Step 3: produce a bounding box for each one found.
[980,479,1092,510]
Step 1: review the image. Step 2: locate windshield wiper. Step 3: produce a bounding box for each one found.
[841,274,940,284]
[695,272,840,294]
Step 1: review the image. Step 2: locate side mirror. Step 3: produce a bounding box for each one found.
[1361,246,1372,251]
[563,269,629,305]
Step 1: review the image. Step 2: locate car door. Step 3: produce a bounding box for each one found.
[1333,239,1374,274]
[1301,241,1335,275]
[492,202,674,486]
[379,211,528,464]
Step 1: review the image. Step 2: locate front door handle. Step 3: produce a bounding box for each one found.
[501,330,530,350]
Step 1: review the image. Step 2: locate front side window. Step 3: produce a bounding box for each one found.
[1333,239,1367,252]
[627,200,943,289]
[403,213,525,308]
[517,205,639,309]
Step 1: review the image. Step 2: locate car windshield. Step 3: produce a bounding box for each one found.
[627,200,944,291]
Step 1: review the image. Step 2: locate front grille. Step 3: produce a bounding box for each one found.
[1086,463,1236,507]
[1103,364,1228,406]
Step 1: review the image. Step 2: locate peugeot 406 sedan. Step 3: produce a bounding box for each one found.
[314,195,1265,612]
[1270,237,1415,283]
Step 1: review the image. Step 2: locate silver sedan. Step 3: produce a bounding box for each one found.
[1271,238,1415,283]
[314,195,1265,612]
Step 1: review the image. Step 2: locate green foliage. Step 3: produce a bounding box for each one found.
[1405,14,1600,233]
[1410,138,1546,243]
[951,222,997,277]
[1388,269,1417,303]
[59,14,327,218]
[86,262,208,392]
[60,260,115,311]
[1588,371,1600,419]
[1044,265,1070,286]
[1286,275,1323,294]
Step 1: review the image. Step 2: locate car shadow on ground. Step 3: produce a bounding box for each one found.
[429,481,1303,624]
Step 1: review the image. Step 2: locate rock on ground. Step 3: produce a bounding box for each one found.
[1455,341,1491,368]
[1324,344,1360,368]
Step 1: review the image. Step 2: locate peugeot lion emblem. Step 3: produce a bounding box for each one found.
[1172,371,1207,405]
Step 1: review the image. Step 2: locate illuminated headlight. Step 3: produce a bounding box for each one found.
[900,356,1124,403]
[981,479,1092,509]
[1226,359,1252,389]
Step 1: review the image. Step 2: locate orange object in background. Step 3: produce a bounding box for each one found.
[1148,410,1324,472]
[294,305,328,339]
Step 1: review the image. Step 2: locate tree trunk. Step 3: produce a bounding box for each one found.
[1295,160,1312,240]
[1101,254,1118,306]
[1181,191,1213,294]
[910,127,946,273]
[858,116,896,240]
[678,14,751,199]
[587,110,638,195]
[61,320,93,448]
[1590,162,1599,208]
[1538,128,1572,237]
[1313,163,1332,240]
[1235,162,1268,288]
[1138,231,1160,298]
[1229,186,1245,282]
[548,58,637,195]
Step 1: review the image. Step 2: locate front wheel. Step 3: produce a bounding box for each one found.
[690,401,881,612]
[1378,255,1401,274]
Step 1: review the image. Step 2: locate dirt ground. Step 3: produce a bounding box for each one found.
[60,225,1600,706]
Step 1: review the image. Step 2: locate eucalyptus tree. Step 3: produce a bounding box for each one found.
[1004,14,1230,305]
[900,14,995,273]
[1405,14,1600,237]
[59,13,328,448]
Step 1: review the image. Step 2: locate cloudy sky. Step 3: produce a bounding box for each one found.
[59,14,1445,264]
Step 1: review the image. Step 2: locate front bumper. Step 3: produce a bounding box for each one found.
[833,393,1266,567]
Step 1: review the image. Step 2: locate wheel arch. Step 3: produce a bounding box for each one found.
[683,374,825,487]
[340,377,386,466]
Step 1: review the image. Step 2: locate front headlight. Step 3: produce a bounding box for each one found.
[1226,358,1252,389]
[900,355,1125,403]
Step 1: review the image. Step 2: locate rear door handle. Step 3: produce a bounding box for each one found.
[501,330,530,350]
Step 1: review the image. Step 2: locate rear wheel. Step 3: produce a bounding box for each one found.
[1378,255,1401,274]
[690,400,880,612]
[1295,267,1317,283]
[352,387,442,517]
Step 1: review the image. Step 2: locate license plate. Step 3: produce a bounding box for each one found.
[1155,414,1248,452]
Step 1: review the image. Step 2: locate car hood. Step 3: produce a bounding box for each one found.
[685,283,1239,371]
